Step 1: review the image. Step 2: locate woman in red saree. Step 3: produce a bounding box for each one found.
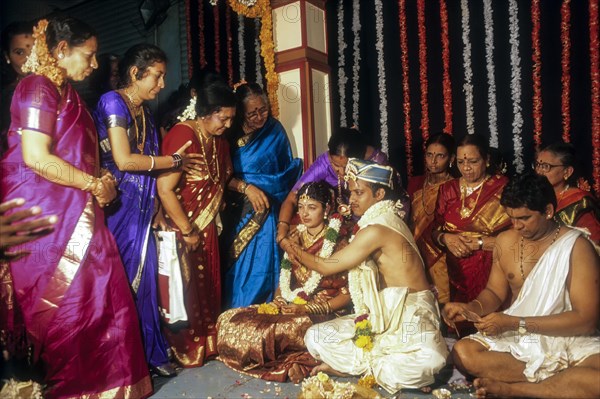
[217,181,351,383]
[408,133,455,304]
[157,74,235,367]
[426,135,510,306]
[0,17,151,398]
[534,142,600,244]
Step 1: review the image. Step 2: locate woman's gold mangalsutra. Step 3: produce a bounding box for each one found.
[422,171,450,216]
[459,176,489,219]
[194,119,220,183]
[120,89,146,153]
[301,223,327,248]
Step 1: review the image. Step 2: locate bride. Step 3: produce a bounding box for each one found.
[217,181,351,383]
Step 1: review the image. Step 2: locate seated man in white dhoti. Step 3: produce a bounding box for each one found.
[280,158,448,394]
[444,173,600,399]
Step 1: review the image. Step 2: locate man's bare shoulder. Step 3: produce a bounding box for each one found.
[495,228,519,248]
[358,223,408,244]
[571,234,600,264]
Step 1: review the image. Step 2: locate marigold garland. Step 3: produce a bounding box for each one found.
[531,0,543,148]
[185,0,193,79]
[213,3,221,72]
[399,0,413,176]
[198,0,207,68]
[228,0,279,118]
[226,6,234,85]
[590,0,600,196]
[22,19,64,87]
[483,0,498,148]
[417,0,429,144]
[439,0,453,135]
[353,314,374,351]
[561,0,572,143]
[509,0,525,173]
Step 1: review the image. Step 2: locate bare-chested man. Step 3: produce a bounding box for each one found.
[280,158,448,394]
[444,173,600,398]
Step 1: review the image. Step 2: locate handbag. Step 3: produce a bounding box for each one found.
[156,230,188,324]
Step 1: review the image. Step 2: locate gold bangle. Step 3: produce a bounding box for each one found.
[82,177,96,192]
[436,232,446,247]
[472,299,484,314]
[237,180,248,194]
[148,155,155,171]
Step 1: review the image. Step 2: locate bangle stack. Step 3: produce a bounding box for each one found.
[172,153,183,169]
[471,299,484,314]
[436,232,446,247]
[82,177,101,194]
[181,225,197,237]
[305,301,332,315]
[148,155,155,171]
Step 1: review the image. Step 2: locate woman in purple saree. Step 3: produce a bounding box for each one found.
[0,17,151,398]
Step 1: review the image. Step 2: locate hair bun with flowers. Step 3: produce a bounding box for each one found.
[22,19,64,87]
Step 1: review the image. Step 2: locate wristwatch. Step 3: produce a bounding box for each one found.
[518,318,527,335]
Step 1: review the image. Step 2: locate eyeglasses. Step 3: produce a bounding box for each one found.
[246,107,268,121]
[532,161,565,173]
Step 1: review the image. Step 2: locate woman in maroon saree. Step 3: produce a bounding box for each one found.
[157,74,235,367]
[0,17,151,398]
[426,135,510,306]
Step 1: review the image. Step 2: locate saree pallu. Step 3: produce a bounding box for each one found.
[556,188,600,244]
[222,117,302,308]
[217,235,349,382]
[409,175,452,303]
[93,91,170,369]
[422,175,510,304]
[0,75,151,398]
[161,123,233,367]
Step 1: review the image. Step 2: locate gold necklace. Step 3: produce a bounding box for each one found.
[422,172,450,216]
[519,223,561,281]
[195,120,220,183]
[120,90,146,153]
[301,224,326,248]
[459,176,488,219]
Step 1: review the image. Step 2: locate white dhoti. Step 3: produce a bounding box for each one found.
[469,229,600,382]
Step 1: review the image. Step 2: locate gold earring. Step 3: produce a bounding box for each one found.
[58,53,64,59]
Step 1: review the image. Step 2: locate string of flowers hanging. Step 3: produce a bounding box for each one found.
[561,0,572,143]
[337,0,347,127]
[460,0,475,135]
[198,0,207,68]
[374,0,388,153]
[509,0,524,173]
[351,0,361,127]
[228,0,279,117]
[531,0,543,148]
[439,0,453,134]
[483,0,498,148]
[213,3,221,72]
[399,0,413,176]
[417,0,429,144]
[590,0,600,196]
[237,14,245,79]
[254,18,263,84]
[226,6,233,85]
[185,0,193,79]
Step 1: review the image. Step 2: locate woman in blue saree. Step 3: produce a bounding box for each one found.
[93,44,198,377]
[222,82,302,309]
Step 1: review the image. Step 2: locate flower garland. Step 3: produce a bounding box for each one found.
[353,314,374,351]
[399,0,413,176]
[483,0,498,148]
[228,0,279,117]
[300,372,357,399]
[351,0,361,126]
[226,6,233,86]
[440,0,453,134]
[22,19,64,87]
[279,216,342,303]
[237,14,246,79]
[185,0,193,79]
[177,96,197,121]
[374,0,388,153]
[417,0,429,143]
[509,0,525,173]
[531,0,543,148]
[590,0,600,196]
[460,0,475,135]
[254,18,263,84]
[198,0,207,68]
[561,0,572,143]
[337,0,347,127]
[213,3,221,72]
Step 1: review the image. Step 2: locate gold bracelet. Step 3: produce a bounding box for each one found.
[148,155,155,171]
[472,299,484,314]
[237,180,248,194]
[82,177,96,192]
[436,232,446,247]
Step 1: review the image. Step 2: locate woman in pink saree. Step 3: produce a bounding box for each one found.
[0,17,151,398]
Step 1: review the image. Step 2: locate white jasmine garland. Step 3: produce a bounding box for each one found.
[351,0,361,126]
[238,14,246,80]
[509,0,524,172]
[347,200,395,314]
[483,0,499,148]
[254,18,263,85]
[461,0,475,135]
[279,217,342,302]
[337,0,347,127]
[177,96,197,122]
[374,0,388,153]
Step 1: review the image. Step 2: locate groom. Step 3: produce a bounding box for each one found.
[280,158,448,394]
